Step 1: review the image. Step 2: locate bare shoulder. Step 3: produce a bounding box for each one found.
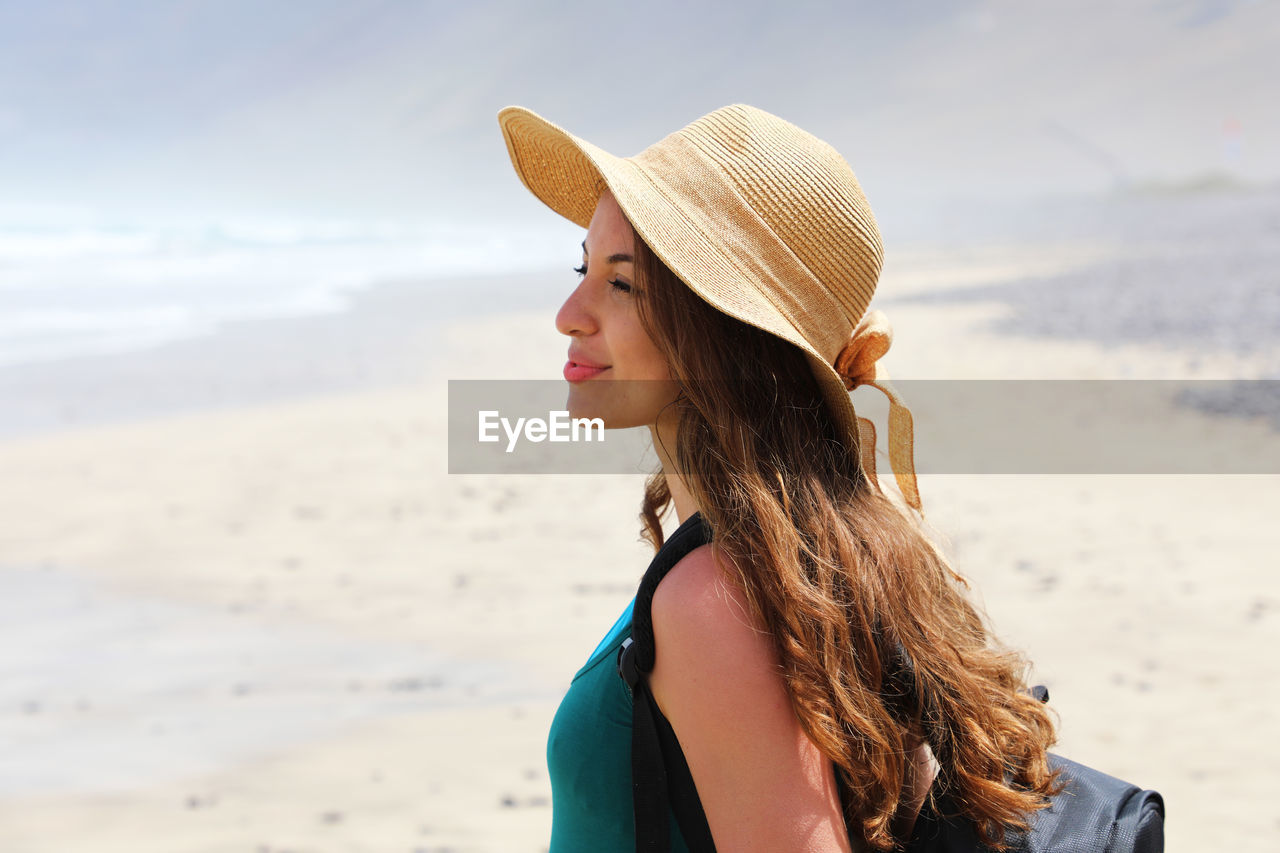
[649,542,853,850]
[649,539,786,745]
[650,542,768,667]
[649,541,784,736]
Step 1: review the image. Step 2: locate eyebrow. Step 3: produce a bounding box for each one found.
[582,240,634,265]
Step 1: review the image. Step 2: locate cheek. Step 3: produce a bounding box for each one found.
[619,323,671,381]
[639,342,672,381]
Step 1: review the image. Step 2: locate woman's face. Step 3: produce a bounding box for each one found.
[556,190,679,429]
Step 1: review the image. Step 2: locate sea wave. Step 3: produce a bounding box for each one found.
[0,218,576,367]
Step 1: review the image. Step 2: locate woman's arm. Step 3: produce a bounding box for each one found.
[649,544,858,853]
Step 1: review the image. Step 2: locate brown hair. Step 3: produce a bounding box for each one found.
[629,233,1059,851]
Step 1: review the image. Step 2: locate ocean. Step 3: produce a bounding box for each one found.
[0,217,576,368]
[1,190,1276,437]
[0,216,577,437]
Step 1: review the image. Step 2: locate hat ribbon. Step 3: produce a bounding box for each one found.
[833,310,921,511]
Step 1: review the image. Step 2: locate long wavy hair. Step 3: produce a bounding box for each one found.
[629,230,1059,851]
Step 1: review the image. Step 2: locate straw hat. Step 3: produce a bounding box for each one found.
[498,104,920,510]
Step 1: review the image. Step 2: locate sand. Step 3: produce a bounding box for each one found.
[0,245,1276,851]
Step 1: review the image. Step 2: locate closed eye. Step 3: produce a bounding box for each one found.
[575,263,634,295]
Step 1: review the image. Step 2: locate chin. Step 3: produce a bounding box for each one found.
[564,388,645,431]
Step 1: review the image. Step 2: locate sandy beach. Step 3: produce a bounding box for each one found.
[1,236,1277,852]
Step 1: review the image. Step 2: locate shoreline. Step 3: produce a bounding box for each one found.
[6,197,1279,445]
[0,267,567,442]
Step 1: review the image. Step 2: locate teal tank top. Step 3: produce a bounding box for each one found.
[546,600,690,852]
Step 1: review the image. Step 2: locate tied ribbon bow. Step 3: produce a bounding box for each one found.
[833,310,921,511]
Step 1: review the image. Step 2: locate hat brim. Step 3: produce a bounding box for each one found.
[498,106,862,448]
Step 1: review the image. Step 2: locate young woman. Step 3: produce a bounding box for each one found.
[498,104,1058,852]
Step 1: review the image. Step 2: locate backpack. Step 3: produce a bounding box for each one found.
[617,513,1165,853]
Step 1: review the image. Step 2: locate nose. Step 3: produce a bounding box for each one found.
[555,278,597,337]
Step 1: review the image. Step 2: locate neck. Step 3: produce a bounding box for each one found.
[649,417,699,525]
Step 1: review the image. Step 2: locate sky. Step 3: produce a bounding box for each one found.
[0,0,1276,236]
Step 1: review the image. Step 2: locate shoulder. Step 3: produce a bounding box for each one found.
[649,542,786,730]
[650,543,766,668]
[648,543,853,850]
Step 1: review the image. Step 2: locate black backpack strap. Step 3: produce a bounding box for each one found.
[618,512,716,853]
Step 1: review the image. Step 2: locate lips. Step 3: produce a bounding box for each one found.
[563,359,609,382]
